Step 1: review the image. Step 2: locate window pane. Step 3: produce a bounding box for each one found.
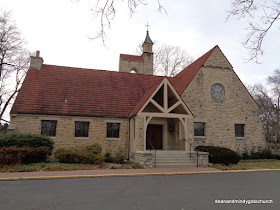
[194,122,205,136]
[107,123,120,138]
[41,120,57,136]
[75,121,89,137]
[235,124,245,137]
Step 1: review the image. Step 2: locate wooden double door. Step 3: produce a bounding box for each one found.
[146,124,163,150]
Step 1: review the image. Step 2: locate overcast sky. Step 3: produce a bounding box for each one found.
[2,0,279,86]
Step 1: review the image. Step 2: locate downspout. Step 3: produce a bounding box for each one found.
[127,117,131,160]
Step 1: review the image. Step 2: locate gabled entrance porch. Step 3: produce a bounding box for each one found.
[129,78,209,167]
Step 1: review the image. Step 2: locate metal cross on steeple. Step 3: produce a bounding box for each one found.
[145,22,150,31]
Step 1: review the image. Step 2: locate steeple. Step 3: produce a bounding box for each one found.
[144,30,153,44]
[142,23,153,54]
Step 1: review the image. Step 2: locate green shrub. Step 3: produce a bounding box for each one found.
[114,149,125,164]
[0,146,49,165]
[242,148,280,160]
[104,152,116,163]
[0,146,26,165]
[0,133,54,155]
[54,146,104,165]
[241,150,251,160]
[23,147,49,164]
[130,162,144,169]
[83,143,102,154]
[250,148,274,159]
[196,146,241,165]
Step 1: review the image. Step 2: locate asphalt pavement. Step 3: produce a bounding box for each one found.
[0,171,279,210]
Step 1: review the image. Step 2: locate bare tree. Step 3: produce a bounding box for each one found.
[249,69,280,150]
[153,44,193,77]
[80,0,166,44]
[227,0,280,63]
[0,11,29,122]
[136,43,193,76]
[249,84,276,142]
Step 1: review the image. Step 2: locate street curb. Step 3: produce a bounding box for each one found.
[1,168,280,181]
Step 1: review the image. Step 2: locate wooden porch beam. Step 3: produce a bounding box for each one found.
[139,112,192,119]
[164,82,168,111]
[167,101,182,113]
[150,99,165,113]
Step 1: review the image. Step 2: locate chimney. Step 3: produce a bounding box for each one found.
[30,50,44,70]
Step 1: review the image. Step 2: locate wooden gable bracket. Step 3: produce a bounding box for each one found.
[138,78,193,118]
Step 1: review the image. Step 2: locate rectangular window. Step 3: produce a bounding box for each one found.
[194,122,205,136]
[41,120,57,136]
[75,121,90,137]
[235,124,245,137]
[107,123,120,138]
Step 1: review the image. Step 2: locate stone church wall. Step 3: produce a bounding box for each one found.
[181,48,266,153]
[119,58,144,74]
[10,114,129,156]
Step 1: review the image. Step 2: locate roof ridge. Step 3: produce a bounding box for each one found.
[120,53,142,57]
[41,64,167,78]
[42,64,112,72]
[120,54,144,61]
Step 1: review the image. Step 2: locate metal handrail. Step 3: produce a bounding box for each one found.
[147,139,156,168]
[183,138,199,167]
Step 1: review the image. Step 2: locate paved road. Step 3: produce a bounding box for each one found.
[0,171,279,210]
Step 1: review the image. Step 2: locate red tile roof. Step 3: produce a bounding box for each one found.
[130,78,163,117]
[11,65,164,118]
[120,54,144,61]
[175,46,217,95]
[11,46,217,118]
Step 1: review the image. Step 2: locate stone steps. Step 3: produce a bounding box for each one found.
[155,150,197,168]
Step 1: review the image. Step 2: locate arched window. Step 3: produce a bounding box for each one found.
[130,69,137,74]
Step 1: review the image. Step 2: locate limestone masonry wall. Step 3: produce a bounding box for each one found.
[10,114,129,156]
[119,53,153,75]
[119,58,144,74]
[181,47,266,153]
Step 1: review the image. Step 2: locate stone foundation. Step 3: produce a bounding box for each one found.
[130,150,155,168]
[190,151,209,167]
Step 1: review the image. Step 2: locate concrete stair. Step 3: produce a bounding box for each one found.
[155,150,197,168]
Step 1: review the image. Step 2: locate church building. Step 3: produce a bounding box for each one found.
[9,31,266,167]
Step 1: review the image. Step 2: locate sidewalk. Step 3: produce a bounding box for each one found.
[1,167,280,181]
[0,167,221,181]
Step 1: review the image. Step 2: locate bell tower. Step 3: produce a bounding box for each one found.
[141,25,154,75]
[119,24,154,75]
[142,31,153,53]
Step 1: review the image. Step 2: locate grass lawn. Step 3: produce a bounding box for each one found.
[0,161,143,173]
[212,159,280,170]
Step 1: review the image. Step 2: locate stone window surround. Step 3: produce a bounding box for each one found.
[194,122,206,137]
[41,120,57,137]
[210,83,226,101]
[209,83,227,103]
[235,137,246,140]
[75,121,90,138]
[39,117,95,140]
[39,117,60,139]
[105,120,123,141]
[73,119,93,140]
[234,123,246,139]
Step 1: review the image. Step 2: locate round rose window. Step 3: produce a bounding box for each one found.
[210,84,225,101]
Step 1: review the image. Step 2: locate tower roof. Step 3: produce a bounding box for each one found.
[144,31,153,44]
